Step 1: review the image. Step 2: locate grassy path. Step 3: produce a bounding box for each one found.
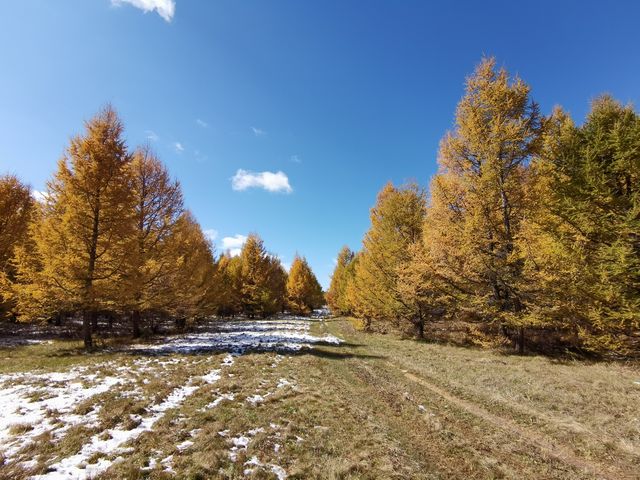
[0,318,638,479]
[303,318,639,479]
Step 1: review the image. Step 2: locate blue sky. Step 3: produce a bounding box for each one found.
[1,1,639,288]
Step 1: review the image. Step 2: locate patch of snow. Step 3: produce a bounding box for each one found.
[203,393,235,410]
[160,454,175,474]
[228,435,250,461]
[277,378,294,389]
[243,455,287,479]
[128,318,342,355]
[201,370,222,384]
[32,366,221,480]
[243,455,263,475]
[176,440,193,451]
[246,394,267,405]
[270,463,288,480]
[0,368,124,462]
[140,457,157,471]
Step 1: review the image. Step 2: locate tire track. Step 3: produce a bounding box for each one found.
[389,361,623,480]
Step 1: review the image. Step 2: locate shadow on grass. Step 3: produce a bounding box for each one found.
[0,316,389,366]
[292,347,386,361]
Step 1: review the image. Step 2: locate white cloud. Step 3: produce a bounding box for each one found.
[31,189,49,203]
[203,229,218,243]
[231,169,292,194]
[221,234,247,257]
[251,127,266,137]
[196,119,208,128]
[174,142,184,153]
[111,0,175,22]
[146,130,159,142]
[290,154,302,163]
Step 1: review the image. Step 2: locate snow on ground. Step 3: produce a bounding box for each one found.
[0,367,126,462]
[0,317,340,479]
[30,365,225,480]
[203,392,236,410]
[228,425,287,479]
[129,317,342,355]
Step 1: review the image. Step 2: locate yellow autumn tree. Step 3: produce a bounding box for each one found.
[125,146,184,337]
[212,253,243,317]
[327,246,355,316]
[238,234,287,318]
[20,106,134,348]
[348,182,426,332]
[286,255,323,315]
[525,98,640,354]
[426,57,542,352]
[0,175,34,320]
[164,211,216,326]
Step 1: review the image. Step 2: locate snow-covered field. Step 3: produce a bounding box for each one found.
[0,317,341,479]
[130,318,342,355]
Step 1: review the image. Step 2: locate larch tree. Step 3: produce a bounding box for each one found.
[348,182,426,332]
[212,253,243,317]
[327,246,355,316]
[263,255,288,316]
[395,240,445,339]
[428,57,541,352]
[286,255,323,315]
[527,97,640,353]
[126,146,184,337]
[239,234,272,318]
[0,175,34,320]
[26,106,134,348]
[165,211,216,325]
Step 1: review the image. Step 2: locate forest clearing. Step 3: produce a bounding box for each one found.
[2,2,640,479]
[0,317,637,479]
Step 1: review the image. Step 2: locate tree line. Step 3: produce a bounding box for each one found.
[0,106,324,348]
[327,57,639,356]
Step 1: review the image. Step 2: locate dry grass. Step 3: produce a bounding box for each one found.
[0,319,637,479]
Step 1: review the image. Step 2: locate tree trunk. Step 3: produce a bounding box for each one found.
[91,311,98,332]
[132,309,142,338]
[516,326,525,354]
[83,311,93,349]
[414,318,425,339]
